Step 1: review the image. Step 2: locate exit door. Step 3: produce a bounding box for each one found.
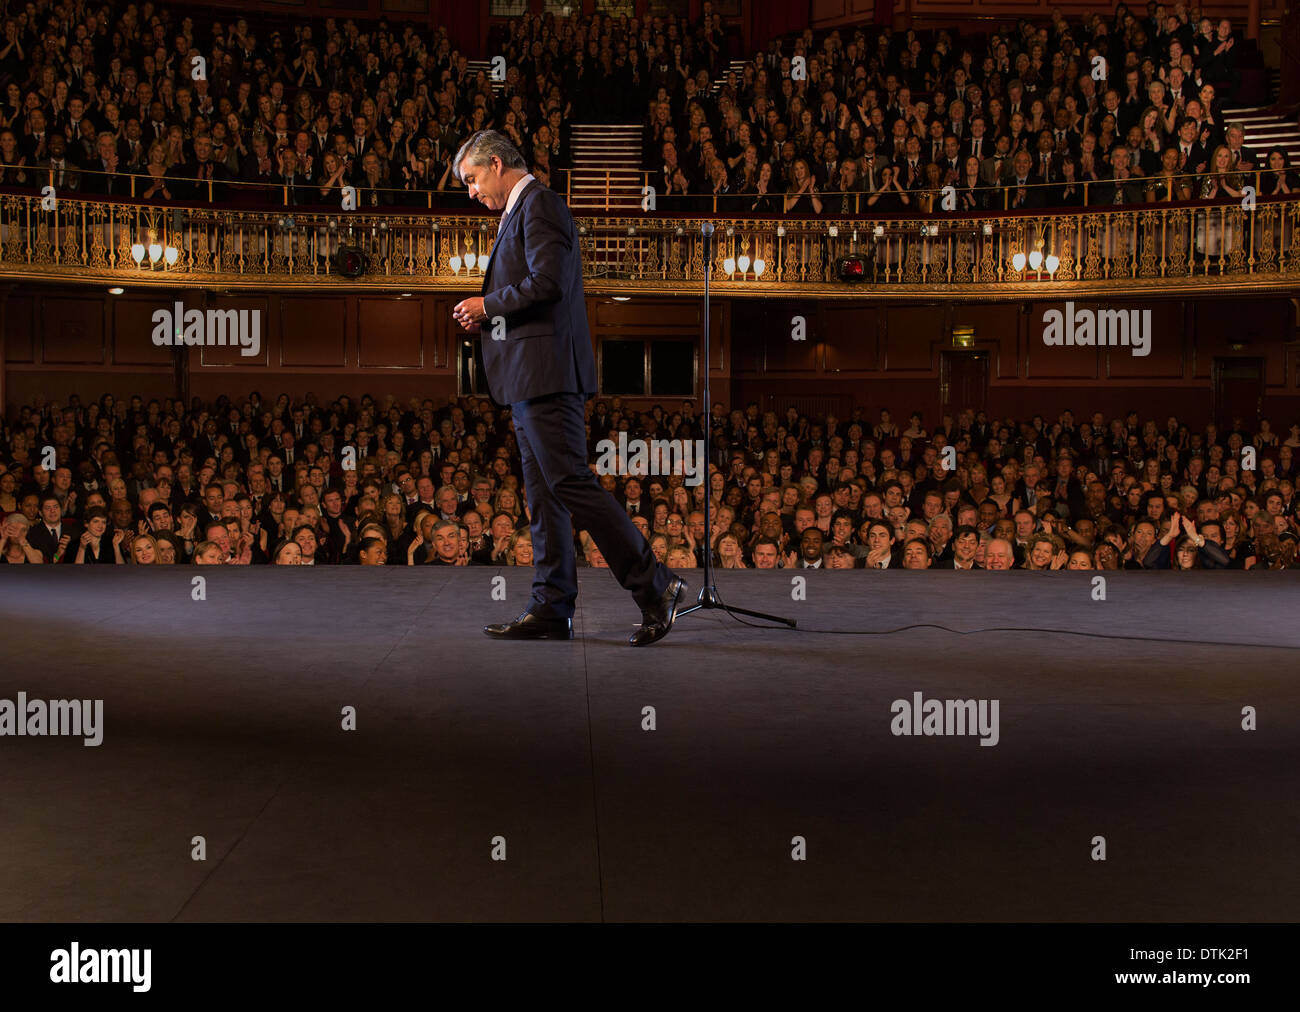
[940,350,989,419]
[1212,357,1264,430]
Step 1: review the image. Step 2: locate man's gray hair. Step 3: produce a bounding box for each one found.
[453,129,526,182]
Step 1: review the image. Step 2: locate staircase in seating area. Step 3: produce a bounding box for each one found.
[1223,105,1300,165]
[566,124,646,212]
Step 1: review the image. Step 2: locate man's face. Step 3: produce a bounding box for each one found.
[434,524,459,561]
[800,530,823,563]
[984,541,1014,570]
[753,543,778,569]
[436,490,457,514]
[953,531,978,562]
[459,155,512,210]
[209,525,232,553]
[903,541,930,569]
[40,499,61,525]
[294,527,316,557]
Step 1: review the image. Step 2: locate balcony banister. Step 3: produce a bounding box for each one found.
[0,189,1294,297]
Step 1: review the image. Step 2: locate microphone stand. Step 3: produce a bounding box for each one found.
[676,221,796,629]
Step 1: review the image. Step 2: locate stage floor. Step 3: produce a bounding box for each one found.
[1,568,1297,922]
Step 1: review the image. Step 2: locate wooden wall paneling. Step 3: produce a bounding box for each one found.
[950,302,1019,380]
[4,293,33,363]
[1105,301,1186,380]
[277,295,346,368]
[112,297,176,367]
[821,303,881,373]
[1024,300,1100,381]
[41,295,105,365]
[882,304,941,372]
[710,298,729,375]
[760,297,820,374]
[193,294,272,368]
[358,296,424,369]
[730,300,770,375]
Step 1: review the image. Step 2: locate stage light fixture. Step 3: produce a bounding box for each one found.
[336,245,369,278]
[836,254,869,282]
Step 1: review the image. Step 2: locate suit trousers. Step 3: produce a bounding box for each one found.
[511,391,669,619]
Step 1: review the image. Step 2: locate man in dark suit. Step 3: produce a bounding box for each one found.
[1004,150,1046,208]
[28,494,80,563]
[80,132,130,195]
[451,130,684,646]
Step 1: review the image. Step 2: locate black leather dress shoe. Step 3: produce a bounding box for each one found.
[483,612,574,640]
[629,576,687,647]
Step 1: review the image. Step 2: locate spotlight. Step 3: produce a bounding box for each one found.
[836,254,870,282]
[335,245,369,278]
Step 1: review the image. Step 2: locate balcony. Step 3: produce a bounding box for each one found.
[1,183,1297,299]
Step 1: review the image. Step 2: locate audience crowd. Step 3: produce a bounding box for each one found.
[645,3,1295,213]
[0,0,1292,216]
[3,388,1298,572]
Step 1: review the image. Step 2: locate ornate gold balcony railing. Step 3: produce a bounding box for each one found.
[1,189,1298,298]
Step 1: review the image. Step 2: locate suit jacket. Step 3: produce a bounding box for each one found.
[479,178,598,405]
[27,520,81,563]
[1005,174,1046,208]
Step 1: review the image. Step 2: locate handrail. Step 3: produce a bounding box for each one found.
[0,162,571,210]
[0,190,1294,290]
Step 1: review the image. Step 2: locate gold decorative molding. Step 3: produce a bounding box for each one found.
[0,194,1295,300]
